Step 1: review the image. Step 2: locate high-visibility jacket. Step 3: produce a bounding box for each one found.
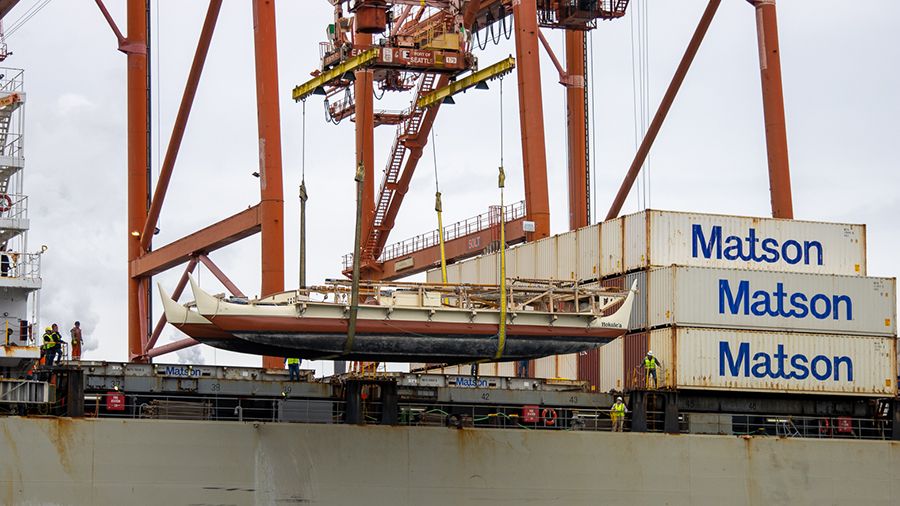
[644,356,659,370]
[42,332,54,349]
[286,358,300,365]
[611,402,626,419]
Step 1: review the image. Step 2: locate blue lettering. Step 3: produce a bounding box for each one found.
[719,279,749,315]
[804,241,824,266]
[718,341,852,383]
[751,352,772,378]
[719,341,750,377]
[718,279,851,321]
[788,292,809,318]
[810,294,832,319]
[782,240,803,264]
[810,355,832,381]
[690,224,826,266]
[833,295,853,321]
[788,354,809,380]
[833,356,853,381]
[692,224,720,259]
[760,238,779,263]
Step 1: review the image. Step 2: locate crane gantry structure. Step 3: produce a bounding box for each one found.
[101,0,793,365]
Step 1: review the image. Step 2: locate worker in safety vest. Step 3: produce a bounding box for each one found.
[285,357,302,382]
[642,351,661,389]
[70,321,83,360]
[41,327,57,367]
[610,396,627,432]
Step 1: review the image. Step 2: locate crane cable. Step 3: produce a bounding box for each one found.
[299,99,309,289]
[494,77,507,361]
[432,128,448,284]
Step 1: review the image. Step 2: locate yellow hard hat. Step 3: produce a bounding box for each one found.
[45,326,52,331]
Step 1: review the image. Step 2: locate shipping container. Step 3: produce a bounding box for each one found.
[600,218,624,277]
[645,266,895,336]
[577,349,600,391]
[556,231,578,281]
[624,332,649,389]
[647,327,897,397]
[598,338,624,393]
[577,225,600,281]
[620,209,866,276]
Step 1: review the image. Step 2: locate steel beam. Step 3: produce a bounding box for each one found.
[417,57,516,108]
[749,0,793,219]
[127,0,149,363]
[130,206,262,278]
[605,0,721,220]
[513,0,550,240]
[198,255,246,298]
[355,31,376,272]
[292,49,378,101]
[252,0,286,370]
[146,337,201,359]
[565,30,588,229]
[140,0,222,249]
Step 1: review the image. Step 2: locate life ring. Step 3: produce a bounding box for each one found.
[0,194,11,212]
[542,407,557,426]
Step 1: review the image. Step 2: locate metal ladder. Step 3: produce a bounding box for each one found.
[362,72,439,262]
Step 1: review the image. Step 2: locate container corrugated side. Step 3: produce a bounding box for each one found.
[656,327,897,397]
[426,269,441,284]
[504,247,519,280]
[516,240,537,281]
[532,355,577,379]
[477,255,498,285]
[535,237,556,279]
[601,217,624,277]
[623,212,649,273]
[646,266,896,336]
[598,338,624,392]
[624,332,649,389]
[577,225,600,281]
[557,353,578,379]
[459,258,479,283]
[625,209,867,276]
[577,349,600,391]
[556,231,578,281]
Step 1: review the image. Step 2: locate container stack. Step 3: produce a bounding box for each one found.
[424,209,898,398]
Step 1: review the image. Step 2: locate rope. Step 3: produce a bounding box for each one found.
[495,77,507,360]
[432,128,448,283]
[4,0,53,39]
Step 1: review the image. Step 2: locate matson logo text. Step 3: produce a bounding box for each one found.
[692,224,824,266]
[719,341,853,381]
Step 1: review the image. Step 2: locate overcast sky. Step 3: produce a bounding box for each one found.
[7,1,899,374]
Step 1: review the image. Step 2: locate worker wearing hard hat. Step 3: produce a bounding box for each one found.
[41,326,59,367]
[610,396,627,432]
[642,351,661,389]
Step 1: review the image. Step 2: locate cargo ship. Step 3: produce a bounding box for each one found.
[2,1,899,505]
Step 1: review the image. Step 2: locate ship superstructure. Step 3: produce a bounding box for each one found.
[0,67,41,376]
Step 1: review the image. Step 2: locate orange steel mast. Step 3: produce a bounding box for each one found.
[750,0,793,219]
[126,0,149,361]
[565,30,588,230]
[107,0,287,365]
[513,0,550,241]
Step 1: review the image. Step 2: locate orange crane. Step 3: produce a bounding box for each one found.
[92,0,793,365]
[297,0,631,281]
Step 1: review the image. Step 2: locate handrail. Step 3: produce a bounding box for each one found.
[344,200,526,268]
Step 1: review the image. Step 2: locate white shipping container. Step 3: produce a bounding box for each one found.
[600,218,624,277]
[648,327,897,396]
[599,338,624,392]
[557,231,578,281]
[577,225,600,281]
[533,354,578,379]
[535,237,555,279]
[621,209,866,276]
[645,266,896,336]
